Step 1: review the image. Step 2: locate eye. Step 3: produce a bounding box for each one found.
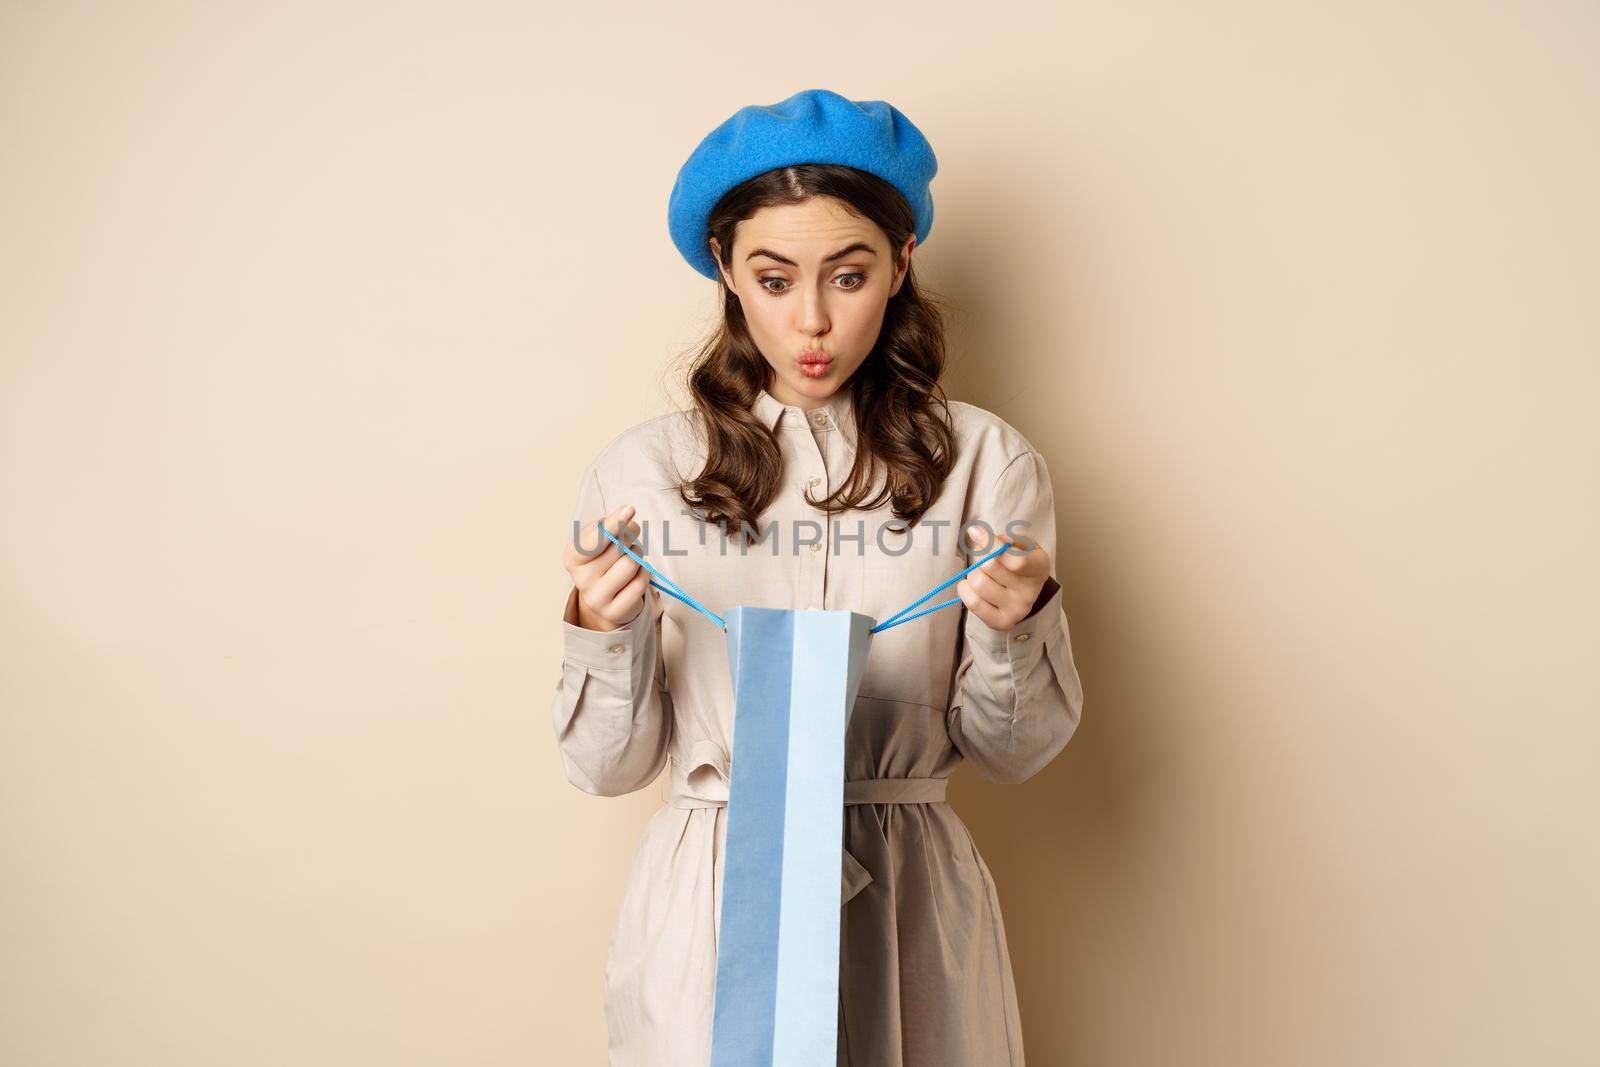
[756,273,868,296]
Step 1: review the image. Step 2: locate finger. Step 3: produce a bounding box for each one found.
[617,575,656,627]
[998,544,1045,577]
[612,567,652,622]
[601,517,644,560]
[593,505,640,553]
[586,565,649,628]
[989,531,1048,577]
[575,511,641,570]
[573,530,627,575]
[993,528,1041,569]
[963,524,1000,556]
[577,503,637,559]
[1001,526,1037,553]
[965,524,1025,562]
[1016,539,1054,580]
[966,562,1014,601]
[958,578,1008,629]
[969,539,1018,587]
[587,542,644,605]
[957,575,1004,623]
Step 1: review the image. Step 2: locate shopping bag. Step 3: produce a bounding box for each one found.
[709,605,874,1067]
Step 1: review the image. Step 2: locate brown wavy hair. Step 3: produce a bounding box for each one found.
[674,163,957,544]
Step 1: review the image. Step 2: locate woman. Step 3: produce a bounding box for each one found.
[550,88,1085,1066]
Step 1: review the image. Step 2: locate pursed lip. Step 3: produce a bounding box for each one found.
[798,349,832,363]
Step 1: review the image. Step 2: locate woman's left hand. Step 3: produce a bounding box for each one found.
[955,525,1052,631]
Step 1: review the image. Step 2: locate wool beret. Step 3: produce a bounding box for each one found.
[667,87,939,280]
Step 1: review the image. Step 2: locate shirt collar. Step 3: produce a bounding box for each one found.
[751,385,858,452]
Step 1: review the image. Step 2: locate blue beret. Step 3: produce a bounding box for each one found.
[667,88,939,280]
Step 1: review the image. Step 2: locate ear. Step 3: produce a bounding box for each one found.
[709,236,737,294]
[889,235,916,297]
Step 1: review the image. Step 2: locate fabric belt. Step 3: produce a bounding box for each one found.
[666,770,949,809]
[666,749,947,905]
[844,776,948,805]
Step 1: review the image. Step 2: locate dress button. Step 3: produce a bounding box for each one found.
[608,642,625,653]
[812,412,827,425]
[1012,632,1031,643]
[807,475,821,487]
[810,542,822,552]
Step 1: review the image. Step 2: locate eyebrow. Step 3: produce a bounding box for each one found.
[745,242,878,267]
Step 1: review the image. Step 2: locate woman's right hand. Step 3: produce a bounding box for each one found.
[563,503,650,633]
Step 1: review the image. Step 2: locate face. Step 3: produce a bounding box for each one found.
[710,197,913,409]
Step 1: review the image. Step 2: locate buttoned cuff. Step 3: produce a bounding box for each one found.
[561,584,654,671]
[963,574,1065,655]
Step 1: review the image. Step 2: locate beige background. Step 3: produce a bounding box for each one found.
[2,2,1595,1064]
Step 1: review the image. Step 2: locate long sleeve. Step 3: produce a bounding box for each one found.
[549,461,673,797]
[945,449,1085,784]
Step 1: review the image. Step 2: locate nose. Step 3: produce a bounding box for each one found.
[796,283,830,334]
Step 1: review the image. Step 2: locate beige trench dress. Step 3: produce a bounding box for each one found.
[550,386,1085,1066]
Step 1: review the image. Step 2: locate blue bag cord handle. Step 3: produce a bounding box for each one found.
[593,520,1014,636]
[595,520,728,631]
[869,539,1012,633]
